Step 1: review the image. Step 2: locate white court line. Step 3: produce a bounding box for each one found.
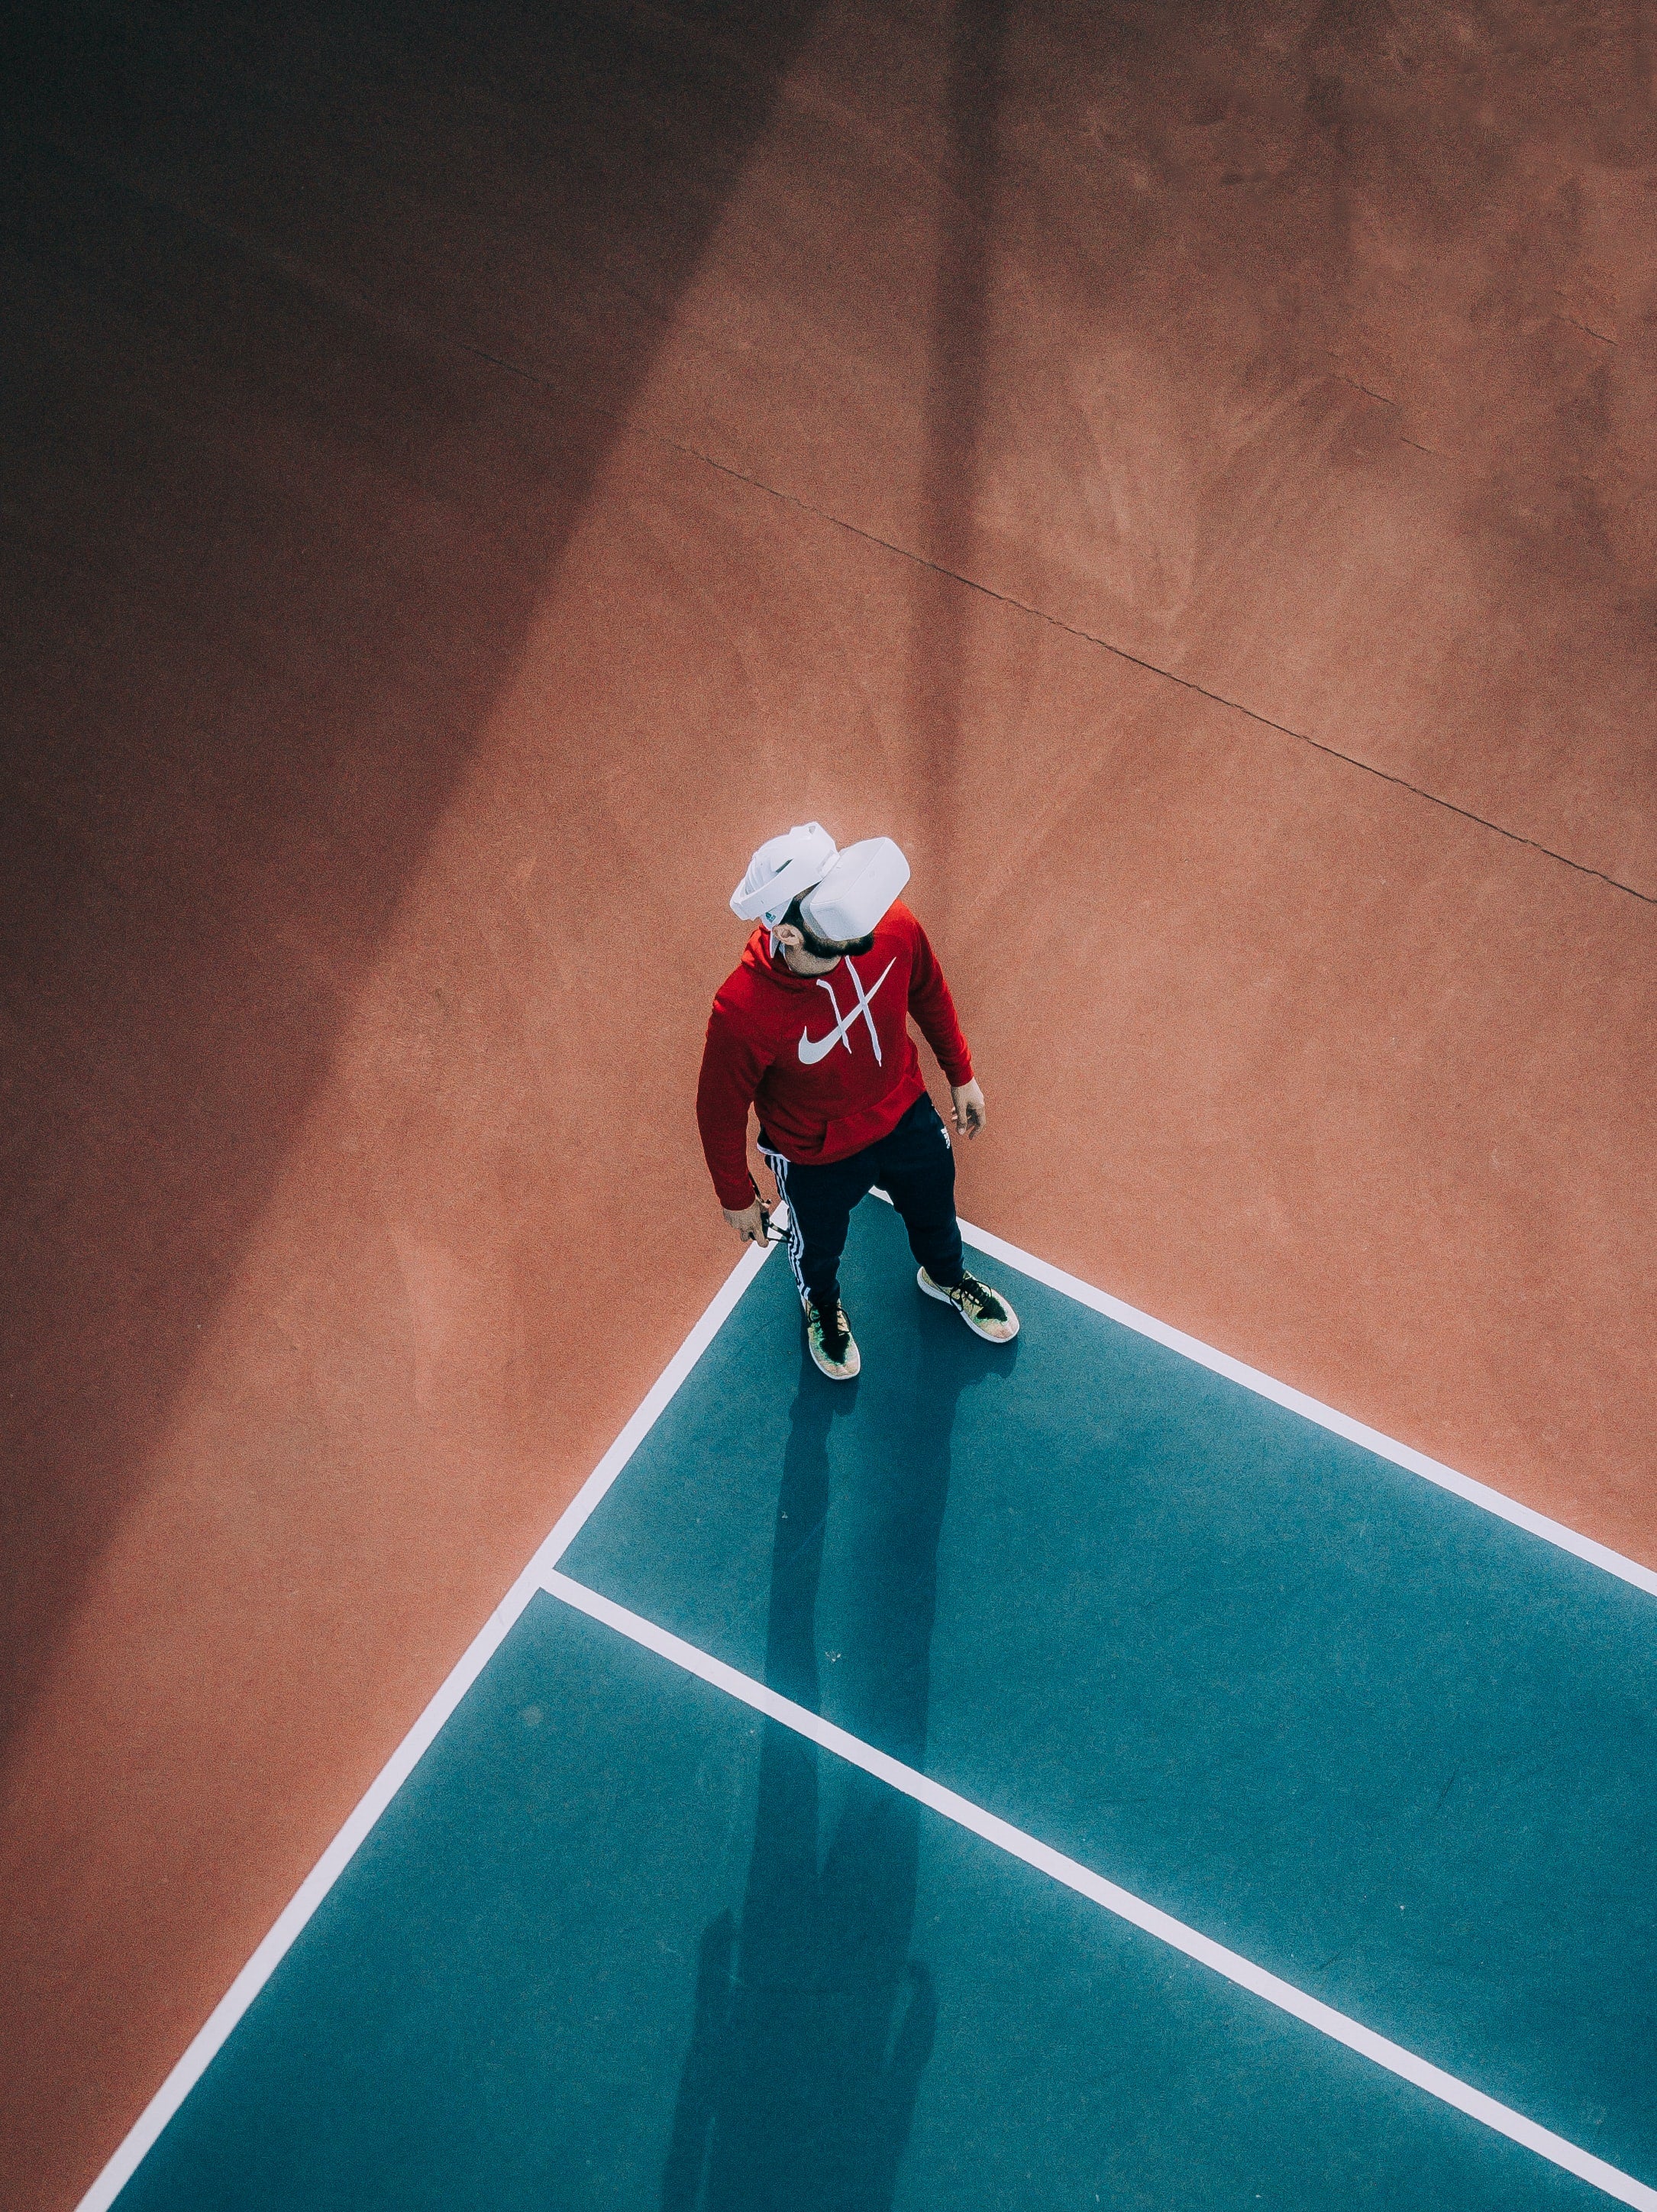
[545,1570,1657,2212]
[79,1195,1653,2207]
[934,1198,1657,1600]
[73,1238,774,2212]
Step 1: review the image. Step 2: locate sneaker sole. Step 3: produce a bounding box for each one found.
[917,1267,1019,1341]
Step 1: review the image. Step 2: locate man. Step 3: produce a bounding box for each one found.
[696,822,1019,1380]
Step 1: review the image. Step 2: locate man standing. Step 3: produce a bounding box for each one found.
[696,823,1018,1380]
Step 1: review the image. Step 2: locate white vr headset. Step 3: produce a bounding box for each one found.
[729,823,911,943]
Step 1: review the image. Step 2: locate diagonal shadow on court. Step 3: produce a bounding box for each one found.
[907,0,1009,912]
[0,0,828,1792]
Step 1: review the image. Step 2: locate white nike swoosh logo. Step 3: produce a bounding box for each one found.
[798,956,896,1065]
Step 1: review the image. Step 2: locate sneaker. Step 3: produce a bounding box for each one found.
[806,1297,861,1380]
[917,1266,1019,1343]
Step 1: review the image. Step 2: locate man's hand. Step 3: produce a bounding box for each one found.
[722,1198,771,1247]
[951,1079,987,1139]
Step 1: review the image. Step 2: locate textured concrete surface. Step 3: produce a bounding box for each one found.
[2,2,1652,2204]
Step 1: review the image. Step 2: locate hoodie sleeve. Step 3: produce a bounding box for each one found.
[696,987,774,1211]
[904,912,974,1087]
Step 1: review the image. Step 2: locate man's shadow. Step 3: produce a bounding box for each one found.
[659,1311,1016,2209]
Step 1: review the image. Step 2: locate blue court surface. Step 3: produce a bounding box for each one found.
[95,1200,1657,2210]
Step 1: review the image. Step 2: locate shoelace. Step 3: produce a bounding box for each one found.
[811,1303,851,1357]
[956,1272,1005,1318]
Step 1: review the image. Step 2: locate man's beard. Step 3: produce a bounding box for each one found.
[799,925,877,962]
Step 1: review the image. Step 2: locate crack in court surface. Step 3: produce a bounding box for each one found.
[34,115,1642,910]
[591,409,1655,911]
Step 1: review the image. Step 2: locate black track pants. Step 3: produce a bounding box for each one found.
[758,1091,965,1311]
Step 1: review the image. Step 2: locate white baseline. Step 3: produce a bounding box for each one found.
[73,1237,776,2212]
[917,1198,1656,1600]
[546,1570,1657,2212]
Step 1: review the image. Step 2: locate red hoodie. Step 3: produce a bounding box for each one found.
[696,899,974,1210]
